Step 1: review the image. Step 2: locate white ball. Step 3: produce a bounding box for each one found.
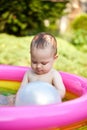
[15,81,62,106]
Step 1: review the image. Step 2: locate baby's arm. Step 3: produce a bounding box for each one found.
[53,70,66,99]
[19,70,29,89]
[15,70,29,100]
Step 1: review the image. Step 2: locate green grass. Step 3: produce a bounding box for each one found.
[0,33,87,78]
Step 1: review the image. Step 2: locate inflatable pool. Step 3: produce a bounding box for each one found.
[0,65,87,130]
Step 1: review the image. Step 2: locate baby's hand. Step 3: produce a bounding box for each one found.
[0,95,8,105]
[7,95,16,106]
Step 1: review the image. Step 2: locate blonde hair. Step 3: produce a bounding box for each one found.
[30,32,57,55]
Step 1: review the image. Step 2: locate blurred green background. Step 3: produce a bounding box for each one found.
[0,0,87,78]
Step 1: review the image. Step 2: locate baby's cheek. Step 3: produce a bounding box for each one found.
[45,67,51,72]
[31,64,35,69]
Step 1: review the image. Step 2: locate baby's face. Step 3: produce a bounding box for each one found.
[30,47,56,75]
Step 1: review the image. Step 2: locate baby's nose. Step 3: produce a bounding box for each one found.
[36,63,42,68]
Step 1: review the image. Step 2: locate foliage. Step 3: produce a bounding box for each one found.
[0,33,87,78]
[0,0,68,36]
[71,29,87,46]
[68,14,87,46]
[71,14,87,31]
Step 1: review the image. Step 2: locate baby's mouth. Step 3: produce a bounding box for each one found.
[36,70,43,74]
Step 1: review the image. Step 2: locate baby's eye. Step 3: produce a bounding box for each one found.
[42,62,48,65]
[32,61,37,64]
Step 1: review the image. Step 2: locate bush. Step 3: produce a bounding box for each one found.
[71,29,87,46]
[70,14,87,46]
[0,0,68,36]
[71,14,87,31]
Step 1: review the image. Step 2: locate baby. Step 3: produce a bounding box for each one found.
[19,32,66,99]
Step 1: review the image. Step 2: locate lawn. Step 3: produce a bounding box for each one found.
[0,33,87,78]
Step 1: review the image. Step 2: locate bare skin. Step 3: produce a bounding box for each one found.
[0,94,16,106]
[19,47,66,99]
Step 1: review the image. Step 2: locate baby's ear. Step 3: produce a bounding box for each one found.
[54,55,58,59]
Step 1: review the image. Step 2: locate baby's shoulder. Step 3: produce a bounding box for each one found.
[25,69,36,82]
[24,69,33,78]
[51,69,61,78]
[51,68,59,74]
[27,69,32,73]
[27,69,34,76]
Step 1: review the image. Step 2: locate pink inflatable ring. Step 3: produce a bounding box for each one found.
[0,65,87,130]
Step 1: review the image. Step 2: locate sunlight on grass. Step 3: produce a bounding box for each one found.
[54,38,87,77]
[0,33,87,78]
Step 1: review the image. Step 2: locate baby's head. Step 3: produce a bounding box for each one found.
[30,32,57,56]
[30,32,58,75]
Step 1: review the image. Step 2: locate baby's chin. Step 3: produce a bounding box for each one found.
[35,71,47,75]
